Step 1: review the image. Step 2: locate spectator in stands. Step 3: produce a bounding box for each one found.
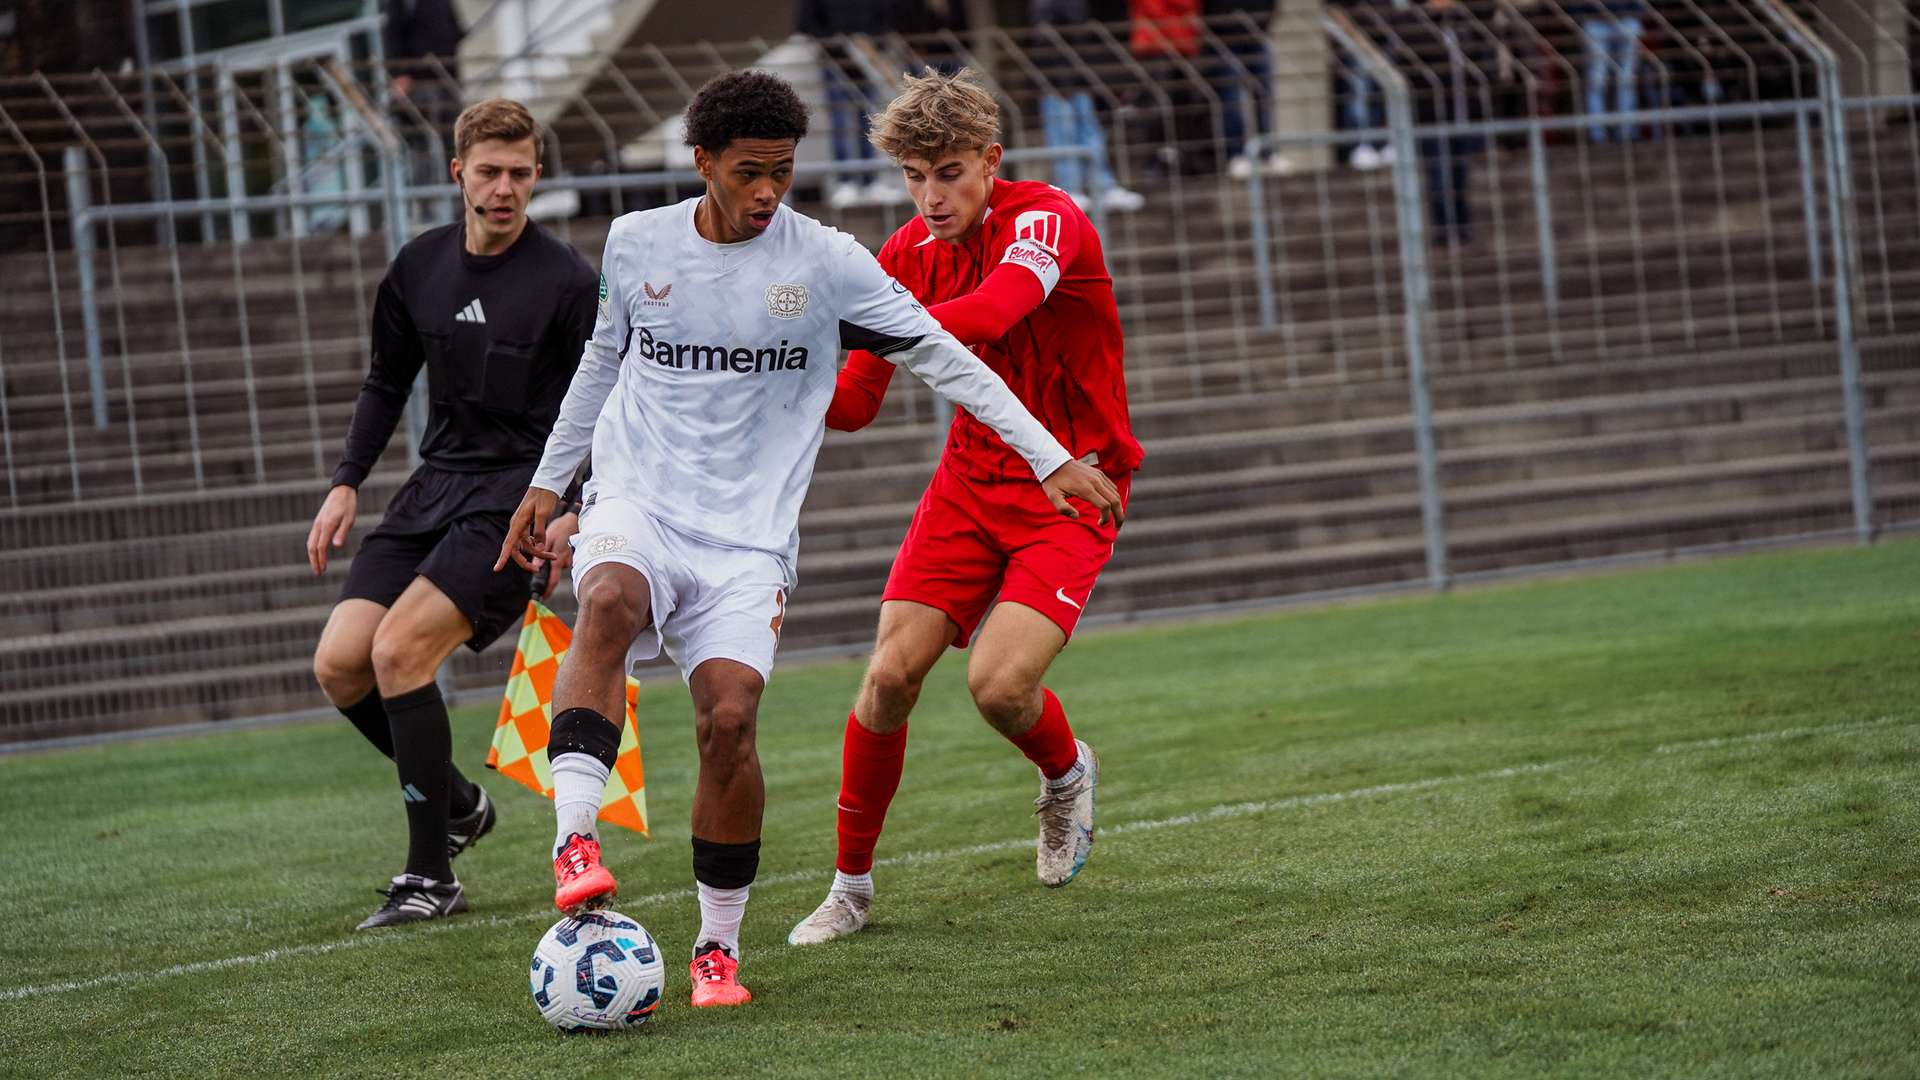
[1032,0,1146,211]
[384,0,463,101]
[1343,63,1392,169]
[898,0,971,75]
[1570,0,1644,142]
[1332,0,1396,170]
[302,95,350,234]
[1391,0,1500,249]
[796,0,900,208]
[384,0,466,187]
[1204,0,1290,178]
[1126,0,1205,178]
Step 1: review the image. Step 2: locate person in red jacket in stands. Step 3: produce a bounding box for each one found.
[788,68,1143,946]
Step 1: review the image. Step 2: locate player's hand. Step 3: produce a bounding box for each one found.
[534,511,580,599]
[496,487,562,573]
[1040,460,1125,528]
[306,484,358,576]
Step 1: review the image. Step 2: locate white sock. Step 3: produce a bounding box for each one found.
[695,882,750,958]
[831,870,874,897]
[1047,750,1088,791]
[550,751,611,857]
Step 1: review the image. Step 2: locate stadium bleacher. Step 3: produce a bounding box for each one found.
[0,2,1915,740]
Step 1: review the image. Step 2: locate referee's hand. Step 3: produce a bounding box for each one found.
[306,484,357,576]
[497,486,563,573]
[1041,460,1125,528]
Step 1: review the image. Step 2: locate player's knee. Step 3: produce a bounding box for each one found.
[576,576,643,651]
[862,660,924,717]
[312,642,371,705]
[368,625,433,689]
[694,694,758,766]
[968,669,1040,730]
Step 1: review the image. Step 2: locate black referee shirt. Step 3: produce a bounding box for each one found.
[332,219,597,518]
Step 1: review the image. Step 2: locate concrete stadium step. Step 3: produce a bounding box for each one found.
[13,388,1908,603]
[23,401,1911,636]
[3,398,355,469]
[0,471,413,551]
[1086,480,1920,616]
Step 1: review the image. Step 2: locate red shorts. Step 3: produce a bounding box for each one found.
[882,463,1131,648]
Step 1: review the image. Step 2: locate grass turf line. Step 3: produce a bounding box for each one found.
[0,541,1915,1077]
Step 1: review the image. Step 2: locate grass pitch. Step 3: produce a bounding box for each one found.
[2,541,1917,1078]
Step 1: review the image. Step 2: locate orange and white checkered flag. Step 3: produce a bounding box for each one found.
[486,600,649,836]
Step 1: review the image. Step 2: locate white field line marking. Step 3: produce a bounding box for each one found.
[1,716,1904,1004]
[1652,715,1896,754]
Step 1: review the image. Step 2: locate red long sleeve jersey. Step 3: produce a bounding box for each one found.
[836,178,1142,484]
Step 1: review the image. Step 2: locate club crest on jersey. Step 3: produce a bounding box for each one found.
[597,274,609,315]
[643,281,672,307]
[765,282,808,319]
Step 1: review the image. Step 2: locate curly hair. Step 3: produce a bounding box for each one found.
[868,68,1000,162]
[682,70,809,152]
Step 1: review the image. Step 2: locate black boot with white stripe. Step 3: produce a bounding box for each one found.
[356,874,468,930]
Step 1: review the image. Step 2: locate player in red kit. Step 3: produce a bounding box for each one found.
[789,69,1141,945]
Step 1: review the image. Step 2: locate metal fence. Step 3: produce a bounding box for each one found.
[0,1,1916,740]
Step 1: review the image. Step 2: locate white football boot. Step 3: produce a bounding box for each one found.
[787,888,872,945]
[1035,739,1098,887]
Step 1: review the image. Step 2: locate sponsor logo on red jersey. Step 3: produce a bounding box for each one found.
[1013,209,1062,253]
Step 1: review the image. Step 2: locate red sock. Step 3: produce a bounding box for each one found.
[1007,688,1079,779]
[835,712,908,875]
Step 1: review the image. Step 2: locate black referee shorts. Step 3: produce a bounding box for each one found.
[340,472,534,652]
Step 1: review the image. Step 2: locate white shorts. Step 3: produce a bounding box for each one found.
[569,497,790,684]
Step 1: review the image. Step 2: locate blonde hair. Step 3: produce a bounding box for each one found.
[454,98,542,163]
[868,68,1001,162]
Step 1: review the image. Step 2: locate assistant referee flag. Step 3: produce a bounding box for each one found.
[486,600,650,836]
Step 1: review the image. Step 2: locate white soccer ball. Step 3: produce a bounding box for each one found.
[530,911,666,1032]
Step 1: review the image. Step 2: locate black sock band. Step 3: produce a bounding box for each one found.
[691,836,761,890]
[551,707,620,770]
[384,681,454,882]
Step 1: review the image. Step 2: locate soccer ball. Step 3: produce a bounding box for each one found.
[530,911,666,1032]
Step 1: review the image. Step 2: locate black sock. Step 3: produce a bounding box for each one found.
[383,682,456,882]
[340,691,395,758]
[342,691,479,818]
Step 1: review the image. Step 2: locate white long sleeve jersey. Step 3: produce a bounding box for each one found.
[532,198,1073,580]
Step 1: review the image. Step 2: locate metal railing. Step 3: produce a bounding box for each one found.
[0,6,1915,740]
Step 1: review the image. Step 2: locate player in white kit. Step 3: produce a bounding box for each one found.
[495,71,1121,1008]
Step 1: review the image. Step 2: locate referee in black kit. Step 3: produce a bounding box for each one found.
[307,98,598,930]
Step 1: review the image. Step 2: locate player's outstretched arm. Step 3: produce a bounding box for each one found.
[826,349,897,432]
[834,234,1121,525]
[923,263,1048,348]
[894,328,1121,527]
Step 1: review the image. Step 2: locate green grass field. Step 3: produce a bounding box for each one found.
[2,542,1917,1078]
